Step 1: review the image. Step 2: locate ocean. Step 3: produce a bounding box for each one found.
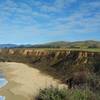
[0,71,8,100]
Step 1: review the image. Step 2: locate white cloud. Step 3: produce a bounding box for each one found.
[43,1,100,34]
[32,0,77,13]
[0,0,99,36]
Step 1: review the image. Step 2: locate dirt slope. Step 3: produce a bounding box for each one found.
[0,62,67,100]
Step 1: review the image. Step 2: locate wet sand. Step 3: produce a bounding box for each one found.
[0,62,67,100]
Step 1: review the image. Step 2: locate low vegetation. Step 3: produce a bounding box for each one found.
[36,87,100,100]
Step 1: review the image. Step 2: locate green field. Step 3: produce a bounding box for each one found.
[20,48,100,52]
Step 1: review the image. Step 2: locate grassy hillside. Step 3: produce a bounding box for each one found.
[30,40,100,49]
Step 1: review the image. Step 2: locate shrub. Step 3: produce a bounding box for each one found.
[70,89,96,100]
[36,87,99,100]
[36,87,68,100]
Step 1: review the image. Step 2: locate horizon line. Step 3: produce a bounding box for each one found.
[0,39,100,45]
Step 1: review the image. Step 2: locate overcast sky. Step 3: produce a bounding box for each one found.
[0,0,100,44]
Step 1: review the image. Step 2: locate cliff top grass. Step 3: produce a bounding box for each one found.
[1,47,100,53]
[13,48,100,52]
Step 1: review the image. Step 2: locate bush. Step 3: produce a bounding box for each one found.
[36,87,99,100]
[70,89,96,100]
[36,87,68,100]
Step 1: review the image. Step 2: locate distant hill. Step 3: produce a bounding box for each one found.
[0,40,100,48]
[67,40,100,48]
[0,44,18,48]
[30,40,100,48]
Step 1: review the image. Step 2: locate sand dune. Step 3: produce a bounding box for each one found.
[0,62,67,100]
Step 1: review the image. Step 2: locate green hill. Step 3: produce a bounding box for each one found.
[31,40,100,49]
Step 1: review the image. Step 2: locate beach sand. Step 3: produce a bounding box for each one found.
[0,62,67,100]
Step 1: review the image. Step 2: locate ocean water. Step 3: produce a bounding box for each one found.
[0,78,8,88]
[0,71,8,88]
[0,96,5,100]
[0,72,8,100]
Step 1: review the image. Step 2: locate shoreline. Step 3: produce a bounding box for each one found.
[0,62,67,100]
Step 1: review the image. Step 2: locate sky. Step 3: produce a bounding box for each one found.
[0,0,100,44]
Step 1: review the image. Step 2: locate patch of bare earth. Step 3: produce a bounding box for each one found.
[0,62,67,100]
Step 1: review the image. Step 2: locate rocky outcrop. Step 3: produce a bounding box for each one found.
[0,48,98,58]
[0,49,99,73]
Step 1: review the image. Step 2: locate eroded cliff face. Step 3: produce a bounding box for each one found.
[0,48,100,89]
[0,48,98,57]
[0,49,99,66]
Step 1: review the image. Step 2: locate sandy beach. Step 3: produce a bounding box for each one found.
[0,62,67,100]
